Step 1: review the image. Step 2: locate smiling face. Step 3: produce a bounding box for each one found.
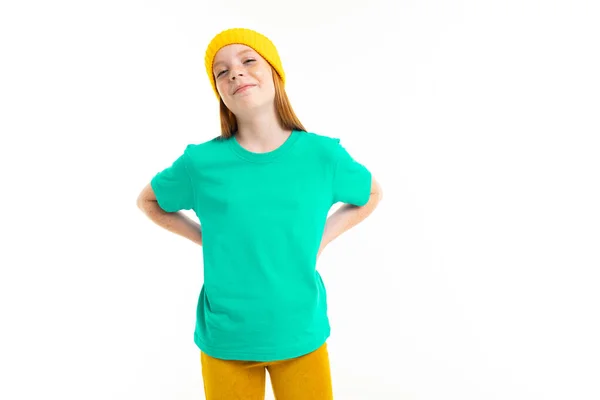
[212,44,276,116]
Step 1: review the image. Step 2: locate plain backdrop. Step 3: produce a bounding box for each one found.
[1,0,599,399]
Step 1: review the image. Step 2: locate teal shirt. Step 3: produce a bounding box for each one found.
[150,130,372,361]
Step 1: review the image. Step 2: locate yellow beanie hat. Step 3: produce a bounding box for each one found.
[204,28,285,99]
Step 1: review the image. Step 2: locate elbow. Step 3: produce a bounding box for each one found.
[137,183,157,211]
[371,178,383,203]
[136,189,152,212]
[136,193,146,211]
[371,190,383,206]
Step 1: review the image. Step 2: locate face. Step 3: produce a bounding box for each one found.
[212,44,276,115]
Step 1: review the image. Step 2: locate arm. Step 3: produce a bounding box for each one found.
[136,183,203,246]
[318,176,383,256]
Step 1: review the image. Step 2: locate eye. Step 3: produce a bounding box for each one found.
[243,59,256,64]
[216,69,227,78]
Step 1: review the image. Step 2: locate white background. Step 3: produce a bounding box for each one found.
[1,0,599,399]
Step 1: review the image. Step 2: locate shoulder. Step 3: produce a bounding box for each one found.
[296,130,345,161]
[297,130,342,151]
[181,135,231,159]
[298,130,340,146]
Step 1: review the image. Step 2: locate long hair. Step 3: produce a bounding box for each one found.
[218,67,306,138]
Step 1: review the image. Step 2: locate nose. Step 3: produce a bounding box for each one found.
[229,70,244,81]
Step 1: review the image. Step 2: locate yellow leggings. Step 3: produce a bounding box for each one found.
[200,342,333,400]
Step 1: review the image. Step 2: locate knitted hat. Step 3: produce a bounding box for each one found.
[204,28,285,99]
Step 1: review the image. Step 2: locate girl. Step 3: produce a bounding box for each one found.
[137,27,383,400]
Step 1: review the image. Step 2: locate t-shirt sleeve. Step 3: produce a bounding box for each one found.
[150,147,195,212]
[331,139,372,206]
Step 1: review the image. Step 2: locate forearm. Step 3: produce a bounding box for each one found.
[322,202,374,247]
[139,200,202,246]
[321,187,382,251]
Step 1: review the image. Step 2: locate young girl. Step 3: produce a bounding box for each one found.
[137,27,383,400]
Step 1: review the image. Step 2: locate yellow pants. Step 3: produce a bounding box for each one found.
[200,342,333,400]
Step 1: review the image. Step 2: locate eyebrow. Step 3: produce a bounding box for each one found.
[213,49,256,70]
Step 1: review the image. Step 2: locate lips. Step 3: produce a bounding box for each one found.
[234,84,255,94]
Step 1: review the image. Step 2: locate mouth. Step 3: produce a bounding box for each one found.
[234,84,255,94]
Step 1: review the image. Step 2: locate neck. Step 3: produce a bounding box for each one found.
[234,104,291,153]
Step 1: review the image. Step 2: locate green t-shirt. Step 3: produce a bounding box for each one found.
[150,130,372,361]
